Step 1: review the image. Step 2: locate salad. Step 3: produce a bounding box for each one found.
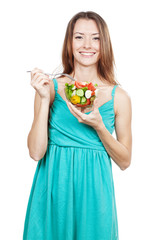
[65,81,99,107]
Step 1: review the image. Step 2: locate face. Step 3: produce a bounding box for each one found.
[72,19,100,67]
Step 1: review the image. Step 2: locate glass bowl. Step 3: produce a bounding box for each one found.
[64,80,99,108]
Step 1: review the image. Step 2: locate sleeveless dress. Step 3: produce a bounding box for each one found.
[23,78,119,240]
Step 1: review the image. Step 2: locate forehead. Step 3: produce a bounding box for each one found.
[73,19,99,34]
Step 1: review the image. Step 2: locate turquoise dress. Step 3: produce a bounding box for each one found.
[23,78,119,240]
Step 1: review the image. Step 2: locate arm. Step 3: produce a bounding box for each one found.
[27,92,50,161]
[27,70,55,161]
[66,86,132,170]
[95,87,132,170]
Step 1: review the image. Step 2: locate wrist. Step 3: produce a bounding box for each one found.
[41,97,50,105]
[94,121,105,132]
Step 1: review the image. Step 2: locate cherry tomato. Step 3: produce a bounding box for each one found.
[75,81,87,88]
[87,82,96,91]
[76,98,91,107]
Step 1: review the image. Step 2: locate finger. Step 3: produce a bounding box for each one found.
[31,79,50,88]
[32,73,49,83]
[31,68,42,75]
[35,77,50,86]
[81,108,85,113]
[32,67,43,72]
[38,79,50,86]
[36,75,49,84]
[67,102,85,121]
[31,71,42,81]
[67,102,87,122]
[31,68,43,77]
[68,102,84,118]
[93,98,99,111]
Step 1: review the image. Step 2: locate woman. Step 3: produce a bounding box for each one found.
[23,11,132,240]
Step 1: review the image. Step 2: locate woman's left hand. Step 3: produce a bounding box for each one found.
[66,98,103,130]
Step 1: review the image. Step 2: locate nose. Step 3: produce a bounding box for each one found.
[83,36,91,49]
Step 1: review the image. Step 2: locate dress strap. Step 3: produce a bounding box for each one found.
[52,78,58,92]
[111,85,118,97]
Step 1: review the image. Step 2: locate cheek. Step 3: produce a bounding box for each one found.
[73,42,82,51]
[94,42,100,52]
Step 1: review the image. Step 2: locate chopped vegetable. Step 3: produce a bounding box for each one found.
[76,99,91,107]
[81,96,87,104]
[85,90,92,99]
[87,82,96,91]
[75,81,87,88]
[76,89,84,97]
[65,88,70,99]
[81,87,88,91]
[64,80,98,107]
[71,90,76,96]
[70,95,81,104]
[90,95,96,103]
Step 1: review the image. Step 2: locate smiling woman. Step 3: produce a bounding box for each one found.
[62,11,117,85]
[72,19,100,68]
[23,11,132,240]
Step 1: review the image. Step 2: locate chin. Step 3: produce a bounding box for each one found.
[75,59,99,67]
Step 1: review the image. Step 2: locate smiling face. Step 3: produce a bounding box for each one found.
[72,19,100,68]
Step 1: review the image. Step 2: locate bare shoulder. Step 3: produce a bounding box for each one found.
[115,85,131,102]
[57,76,71,86]
[57,76,68,83]
[114,85,132,116]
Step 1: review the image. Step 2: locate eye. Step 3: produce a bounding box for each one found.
[93,37,100,40]
[75,36,83,40]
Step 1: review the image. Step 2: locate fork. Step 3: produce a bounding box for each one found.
[26,71,76,82]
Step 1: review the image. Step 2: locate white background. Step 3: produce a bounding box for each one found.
[0,0,160,239]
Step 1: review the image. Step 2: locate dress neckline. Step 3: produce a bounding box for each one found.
[51,78,118,114]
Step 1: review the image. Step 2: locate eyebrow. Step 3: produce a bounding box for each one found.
[73,32,100,35]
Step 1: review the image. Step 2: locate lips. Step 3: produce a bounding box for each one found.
[79,52,96,56]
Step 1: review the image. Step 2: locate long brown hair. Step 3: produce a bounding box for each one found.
[62,11,118,85]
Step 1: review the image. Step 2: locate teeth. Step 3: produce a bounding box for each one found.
[80,52,95,56]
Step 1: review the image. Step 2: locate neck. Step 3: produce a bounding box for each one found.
[71,64,100,84]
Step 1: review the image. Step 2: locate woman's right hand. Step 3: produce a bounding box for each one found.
[30,67,51,100]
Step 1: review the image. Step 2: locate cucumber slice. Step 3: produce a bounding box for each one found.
[76,89,84,97]
[81,96,87,104]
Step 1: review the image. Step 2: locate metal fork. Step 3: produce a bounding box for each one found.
[26,71,76,81]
